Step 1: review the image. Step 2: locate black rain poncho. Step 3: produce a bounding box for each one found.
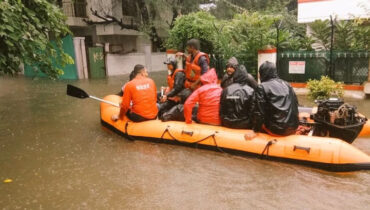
[220,67,255,129]
[253,61,299,135]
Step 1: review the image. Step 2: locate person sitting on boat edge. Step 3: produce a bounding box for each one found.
[245,61,299,140]
[158,57,189,119]
[221,57,257,90]
[112,64,158,122]
[220,62,255,129]
[184,68,222,125]
[176,39,210,91]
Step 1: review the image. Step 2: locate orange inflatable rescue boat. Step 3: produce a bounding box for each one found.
[359,121,370,137]
[101,95,370,172]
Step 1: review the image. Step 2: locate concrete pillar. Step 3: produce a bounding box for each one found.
[368,57,370,82]
[73,37,88,79]
[364,57,370,95]
[257,48,277,83]
[19,63,24,75]
[104,43,110,53]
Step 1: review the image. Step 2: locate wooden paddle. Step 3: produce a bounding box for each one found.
[66,84,119,107]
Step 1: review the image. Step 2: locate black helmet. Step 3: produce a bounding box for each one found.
[164,57,178,69]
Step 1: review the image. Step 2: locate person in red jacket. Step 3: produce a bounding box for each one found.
[184,68,222,125]
[112,64,158,122]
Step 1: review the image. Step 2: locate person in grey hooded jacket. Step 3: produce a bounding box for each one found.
[221,57,257,90]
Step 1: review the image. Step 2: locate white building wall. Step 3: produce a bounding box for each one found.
[298,0,369,23]
[106,52,167,76]
[151,53,167,72]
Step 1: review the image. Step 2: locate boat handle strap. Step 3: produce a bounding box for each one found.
[293,145,311,153]
[182,130,194,136]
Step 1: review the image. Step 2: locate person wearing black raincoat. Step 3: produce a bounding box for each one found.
[221,57,257,90]
[245,61,299,139]
[220,65,255,129]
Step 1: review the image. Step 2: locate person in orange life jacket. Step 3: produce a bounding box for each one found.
[176,39,209,91]
[244,61,299,140]
[111,64,158,122]
[184,68,222,125]
[158,57,186,119]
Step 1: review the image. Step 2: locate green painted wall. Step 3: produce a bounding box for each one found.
[24,35,78,80]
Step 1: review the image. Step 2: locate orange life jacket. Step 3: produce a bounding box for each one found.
[166,69,184,103]
[185,52,209,89]
[167,69,184,90]
[121,76,158,119]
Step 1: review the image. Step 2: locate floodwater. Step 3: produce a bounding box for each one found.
[0,72,369,209]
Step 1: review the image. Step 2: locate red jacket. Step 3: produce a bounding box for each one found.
[184,68,222,125]
[120,76,158,119]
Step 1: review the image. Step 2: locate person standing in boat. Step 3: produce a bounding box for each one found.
[158,57,188,119]
[220,57,257,90]
[176,39,210,91]
[245,61,299,139]
[184,68,222,125]
[111,64,158,122]
[220,58,255,129]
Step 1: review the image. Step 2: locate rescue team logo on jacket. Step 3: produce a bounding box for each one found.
[226,95,240,99]
[136,84,150,90]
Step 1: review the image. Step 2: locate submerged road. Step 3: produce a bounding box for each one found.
[0,72,369,209]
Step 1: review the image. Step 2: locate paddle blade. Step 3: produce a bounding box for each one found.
[67,84,89,99]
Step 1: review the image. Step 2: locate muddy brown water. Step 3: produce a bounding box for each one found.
[1,72,369,209]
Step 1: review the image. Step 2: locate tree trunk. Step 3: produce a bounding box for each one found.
[136,0,164,51]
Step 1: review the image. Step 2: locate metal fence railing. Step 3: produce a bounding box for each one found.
[277,51,369,84]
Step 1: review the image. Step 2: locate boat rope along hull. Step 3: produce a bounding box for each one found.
[101,95,370,172]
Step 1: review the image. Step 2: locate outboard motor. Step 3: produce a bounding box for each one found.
[311,98,367,143]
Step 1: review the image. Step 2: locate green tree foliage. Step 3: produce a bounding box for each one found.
[335,20,354,50]
[309,18,369,51]
[166,10,314,75]
[307,76,344,100]
[275,11,314,51]
[117,0,202,51]
[215,12,278,74]
[166,3,367,76]
[309,20,332,50]
[0,0,73,78]
[350,19,369,50]
[209,0,297,19]
[165,11,217,53]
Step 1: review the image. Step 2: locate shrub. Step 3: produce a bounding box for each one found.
[307,76,344,100]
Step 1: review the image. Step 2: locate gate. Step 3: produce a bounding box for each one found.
[88,47,106,78]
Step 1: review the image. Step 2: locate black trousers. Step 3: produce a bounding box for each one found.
[127,110,156,122]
